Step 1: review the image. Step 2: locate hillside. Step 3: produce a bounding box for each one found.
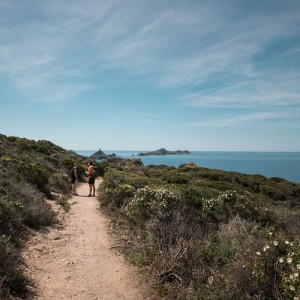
[99,157,300,299]
[0,134,102,299]
[1,135,300,299]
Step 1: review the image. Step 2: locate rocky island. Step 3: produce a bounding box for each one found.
[89,148,116,160]
[137,148,191,156]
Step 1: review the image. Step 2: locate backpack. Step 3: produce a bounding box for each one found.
[70,167,76,178]
[92,167,98,178]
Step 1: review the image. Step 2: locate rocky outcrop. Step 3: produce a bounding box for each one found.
[89,149,116,160]
[137,148,191,156]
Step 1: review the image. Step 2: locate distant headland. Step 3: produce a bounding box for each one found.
[136,148,191,156]
[89,149,117,160]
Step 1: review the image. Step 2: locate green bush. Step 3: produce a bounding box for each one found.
[200,236,236,267]
[0,236,29,299]
[182,186,219,210]
[126,186,179,226]
[251,234,300,299]
[0,197,23,242]
[99,170,153,208]
[20,163,50,196]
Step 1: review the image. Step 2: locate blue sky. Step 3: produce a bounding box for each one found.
[0,0,300,151]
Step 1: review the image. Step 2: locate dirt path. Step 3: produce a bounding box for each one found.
[23,179,148,300]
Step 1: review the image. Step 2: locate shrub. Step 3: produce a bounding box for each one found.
[183,186,219,210]
[20,163,50,196]
[0,197,24,242]
[0,236,29,299]
[251,235,300,299]
[125,186,179,226]
[99,170,152,208]
[232,193,277,227]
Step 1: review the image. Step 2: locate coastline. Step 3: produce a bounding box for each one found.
[74,150,300,183]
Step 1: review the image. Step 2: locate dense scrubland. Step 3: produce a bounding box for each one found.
[1,134,300,299]
[99,157,300,299]
[0,134,103,299]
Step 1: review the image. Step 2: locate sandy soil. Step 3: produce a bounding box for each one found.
[23,179,150,300]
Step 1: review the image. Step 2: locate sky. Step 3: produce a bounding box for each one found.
[0,0,300,151]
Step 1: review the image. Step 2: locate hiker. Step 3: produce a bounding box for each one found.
[70,163,78,195]
[86,161,95,197]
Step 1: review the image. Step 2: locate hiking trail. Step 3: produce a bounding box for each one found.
[23,179,150,300]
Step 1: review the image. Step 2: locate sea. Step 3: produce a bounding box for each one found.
[75,150,300,184]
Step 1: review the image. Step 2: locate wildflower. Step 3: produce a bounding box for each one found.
[290,285,295,291]
[287,257,293,264]
[294,273,298,278]
[285,240,290,245]
[290,242,294,246]
[294,297,299,300]
[297,264,300,270]
[268,232,273,236]
[256,252,261,256]
[273,241,278,246]
[279,258,284,263]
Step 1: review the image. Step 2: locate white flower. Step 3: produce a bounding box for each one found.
[285,240,290,245]
[287,257,293,264]
[279,258,284,263]
[297,264,300,270]
[294,273,298,278]
[290,242,294,246]
[290,285,295,291]
[294,297,299,300]
[256,252,261,256]
[273,241,278,246]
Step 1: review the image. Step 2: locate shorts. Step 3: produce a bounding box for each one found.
[71,177,77,184]
[88,177,95,184]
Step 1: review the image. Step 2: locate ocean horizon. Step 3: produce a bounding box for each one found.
[74,150,300,184]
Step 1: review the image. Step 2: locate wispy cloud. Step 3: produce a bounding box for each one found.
[187,109,300,128]
[183,71,300,109]
[0,0,300,108]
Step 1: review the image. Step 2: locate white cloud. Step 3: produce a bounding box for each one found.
[187,109,300,128]
[0,0,300,107]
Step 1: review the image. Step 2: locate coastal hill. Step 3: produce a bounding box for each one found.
[137,147,191,156]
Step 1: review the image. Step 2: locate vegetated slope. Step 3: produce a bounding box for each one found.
[0,134,89,299]
[99,157,300,299]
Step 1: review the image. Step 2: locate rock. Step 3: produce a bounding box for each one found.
[89,148,117,160]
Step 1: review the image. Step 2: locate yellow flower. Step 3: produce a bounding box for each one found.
[1,156,12,161]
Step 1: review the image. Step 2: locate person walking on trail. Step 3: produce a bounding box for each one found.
[70,163,78,196]
[86,161,95,197]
